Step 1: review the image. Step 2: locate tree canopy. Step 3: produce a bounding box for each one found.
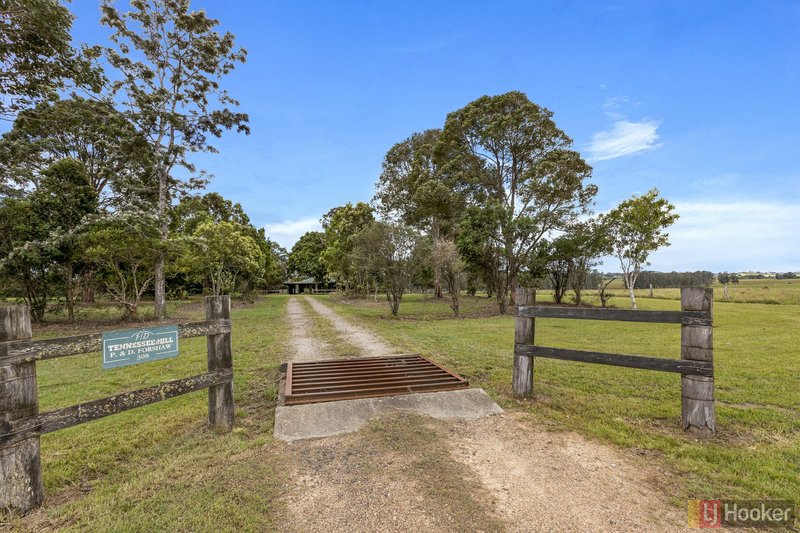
[602,188,679,309]
[288,231,328,283]
[0,0,101,118]
[439,91,597,313]
[321,202,375,291]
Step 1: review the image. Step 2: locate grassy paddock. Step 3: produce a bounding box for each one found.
[322,292,800,506]
[8,296,292,532]
[598,278,800,305]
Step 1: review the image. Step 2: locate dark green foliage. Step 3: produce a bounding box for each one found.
[287,231,327,282]
[170,193,280,294]
[0,0,102,117]
[321,202,375,292]
[375,128,466,297]
[439,91,596,313]
[602,188,679,309]
[0,159,97,321]
[0,96,151,205]
[351,221,429,316]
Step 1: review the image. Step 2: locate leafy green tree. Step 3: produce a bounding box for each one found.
[438,91,596,313]
[374,129,465,297]
[564,220,609,305]
[170,193,277,294]
[179,221,265,296]
[0,96,150,205]
[101,0,250,318]
[288,231,327,282]
[433,238,463,317]
[546,237,573,304]
[0,159,97,321]
[320,202,375,292]
[0,0,101,118]
[170,192,251,235]
[263,239,288,290]
[602,189,679,309]
[456,205,504,302]
[30,159,98,320]
[83,216,162,320]
[0,195,51,320]
[352,222,428,316]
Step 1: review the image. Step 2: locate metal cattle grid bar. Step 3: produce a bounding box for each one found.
[284,354,469,405]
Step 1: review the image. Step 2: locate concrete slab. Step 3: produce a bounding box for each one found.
[273,388,503,442]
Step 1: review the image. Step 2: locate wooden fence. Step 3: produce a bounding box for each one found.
[0,295,234,514]
[512,287,715,437]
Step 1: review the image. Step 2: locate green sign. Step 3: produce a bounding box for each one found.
[102,325,179,369]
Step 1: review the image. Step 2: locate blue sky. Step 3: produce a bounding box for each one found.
[67,1,799,271]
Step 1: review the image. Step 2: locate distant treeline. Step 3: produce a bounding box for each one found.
[586,271,716,289]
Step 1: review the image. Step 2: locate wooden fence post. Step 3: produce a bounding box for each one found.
[681,287,716,437]
[0,305,44,512]
[512,288,535,397]
[206,296,233,431]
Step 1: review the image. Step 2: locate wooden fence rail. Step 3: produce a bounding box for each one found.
[512,287,715,437]
[0,295,234,514]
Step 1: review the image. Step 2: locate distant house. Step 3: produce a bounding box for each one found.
[284,277,336,294]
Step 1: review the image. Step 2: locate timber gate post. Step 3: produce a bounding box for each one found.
[680,287,716,436]
[206,295,234,431]
[512,288,535,397]
[0,305,43,513]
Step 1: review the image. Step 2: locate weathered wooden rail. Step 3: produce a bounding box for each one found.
[512,287,715,437]
[0,295,234,514]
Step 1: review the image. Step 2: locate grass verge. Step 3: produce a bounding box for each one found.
[6,296,291,532]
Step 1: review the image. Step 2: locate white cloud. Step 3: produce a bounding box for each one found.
[263,217,322,249]
[606,201,800,272]
[587,119,662,161]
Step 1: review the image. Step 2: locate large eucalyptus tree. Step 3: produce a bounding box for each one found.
[439,91,596,313]
[101,0,249,318]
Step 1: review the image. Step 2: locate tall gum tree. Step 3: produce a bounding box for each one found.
[374,129,465,298]
[101,0,249,318]
[439,91,596,313]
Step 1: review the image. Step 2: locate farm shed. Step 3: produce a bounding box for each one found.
[284,277,335,294]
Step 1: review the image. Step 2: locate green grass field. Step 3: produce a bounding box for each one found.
[599,277,800,305]
[4,286,799,530]
[8,296,292,531]
[324,291,800,507]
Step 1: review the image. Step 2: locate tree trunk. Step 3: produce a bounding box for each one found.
[80,270,96,303]
[154,167,169,320]
[154,255,166,318]
[627,272,638,310]
[431,221,442,298]
[64,262,74,322]
[496,277,507,314]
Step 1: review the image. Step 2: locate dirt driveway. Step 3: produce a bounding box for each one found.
[279,296,689,532]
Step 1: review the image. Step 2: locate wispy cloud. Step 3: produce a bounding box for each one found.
[263,217,322,249]
[607,200,800,272]
[587,119,662,161]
